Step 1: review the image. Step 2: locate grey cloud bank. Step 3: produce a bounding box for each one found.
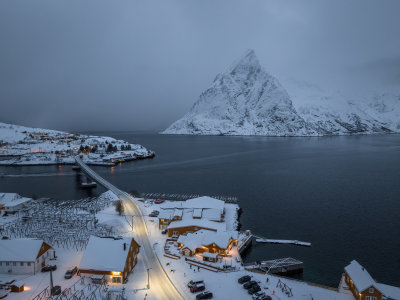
[0,0,399,131]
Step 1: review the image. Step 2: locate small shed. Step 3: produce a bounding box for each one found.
[10,281,24,293]
[202,252,218,263]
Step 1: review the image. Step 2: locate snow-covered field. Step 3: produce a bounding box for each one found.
[0,122,154,166]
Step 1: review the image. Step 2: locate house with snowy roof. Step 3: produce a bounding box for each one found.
[177,230,238,258]
[344,260,400,300]
[0,239,53,275]
[78,236,140,284]
[0,193,32,213]
[158,196,225,229]
[167,218,226,237]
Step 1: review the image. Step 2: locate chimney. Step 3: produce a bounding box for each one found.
[123,242,126,251]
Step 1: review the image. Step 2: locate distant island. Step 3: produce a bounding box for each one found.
[163,50,400,136]
[0,122,154,166]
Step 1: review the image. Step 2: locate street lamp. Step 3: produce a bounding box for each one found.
[146,268,152,289]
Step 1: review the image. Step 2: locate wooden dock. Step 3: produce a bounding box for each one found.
[255,238,311,247]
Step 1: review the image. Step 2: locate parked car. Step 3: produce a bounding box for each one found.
[41,265,57,272]
[196,291,213,299]
[190,283,206,293]
[154,199,164,204]
[64,266,78,279]
[149,210,159,217]
[243,280,258,289]
[187,280,204,288]
[161,229,168,234]
[252,291,266,299]
[257,295,272,300]
[248,285,261,295]
[238,275,251,284]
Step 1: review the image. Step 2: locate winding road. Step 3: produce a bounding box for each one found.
[75,157,184,300]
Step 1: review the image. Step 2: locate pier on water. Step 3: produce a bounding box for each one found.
[140,192,238,204]
[244,257,304,276]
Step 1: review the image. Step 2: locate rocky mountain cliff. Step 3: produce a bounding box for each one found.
[163,50,399,136]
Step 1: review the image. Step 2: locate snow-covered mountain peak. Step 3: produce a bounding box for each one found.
[163,51,399,136]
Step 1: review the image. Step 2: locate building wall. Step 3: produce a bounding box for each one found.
[0,243,52,275]
[0,261,34,275]
[168,226,217,237]
[344,272,382,300]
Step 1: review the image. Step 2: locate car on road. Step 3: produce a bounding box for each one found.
[190,283,206,293]
[238,275,251,284]
[243,280,258,289]
[161,229,168,234]
[41,265,57,272]
[64,266,78,279]
[154,199,164,204]
[248,285,261,295]
[196,291,213,299]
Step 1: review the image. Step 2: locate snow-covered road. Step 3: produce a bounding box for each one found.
[75,156,184,300]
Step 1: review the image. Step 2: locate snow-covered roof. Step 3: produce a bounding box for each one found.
[177,230,237,251]
[0,239,48,262]
[192,208,202,218]
[173,209,183,218]
[202,208,222,221]
[168,218,226,232]
[158,209,173,220]
[344,260,378,293]
[203,252,218,259]
[79,236,134,273]
[377,283,400,299]
[0,193,31,207]
[184,197,224,212]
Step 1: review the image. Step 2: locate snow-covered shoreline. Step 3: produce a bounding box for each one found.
[0,122,155,166]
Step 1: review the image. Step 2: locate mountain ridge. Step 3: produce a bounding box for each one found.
[163,50,398,136]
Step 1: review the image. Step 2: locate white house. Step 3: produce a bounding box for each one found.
[0,193,32,213]
[0,239,54,275]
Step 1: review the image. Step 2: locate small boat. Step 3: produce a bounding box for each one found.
[80,182,97,188]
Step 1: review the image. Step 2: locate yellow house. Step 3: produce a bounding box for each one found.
[344,260,400,300]
[79,236,140,284]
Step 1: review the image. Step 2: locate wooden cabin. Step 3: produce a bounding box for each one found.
[0,239,53,275]
[344,260,400,300]
[177,230,237,258]
[158,209,183,229]
[79,236,140,284]
[344,260,382,300]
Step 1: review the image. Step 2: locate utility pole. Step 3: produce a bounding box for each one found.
[146,268,152,289]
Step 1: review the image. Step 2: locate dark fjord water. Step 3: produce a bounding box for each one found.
[1,133,399,287]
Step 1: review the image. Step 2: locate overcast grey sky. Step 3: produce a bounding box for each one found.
[1,0,399,131]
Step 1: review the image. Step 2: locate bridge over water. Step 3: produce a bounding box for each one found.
[75,156,184,300]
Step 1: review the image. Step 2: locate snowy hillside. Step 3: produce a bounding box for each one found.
[163,50,399,136]
[0,122,154,166]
